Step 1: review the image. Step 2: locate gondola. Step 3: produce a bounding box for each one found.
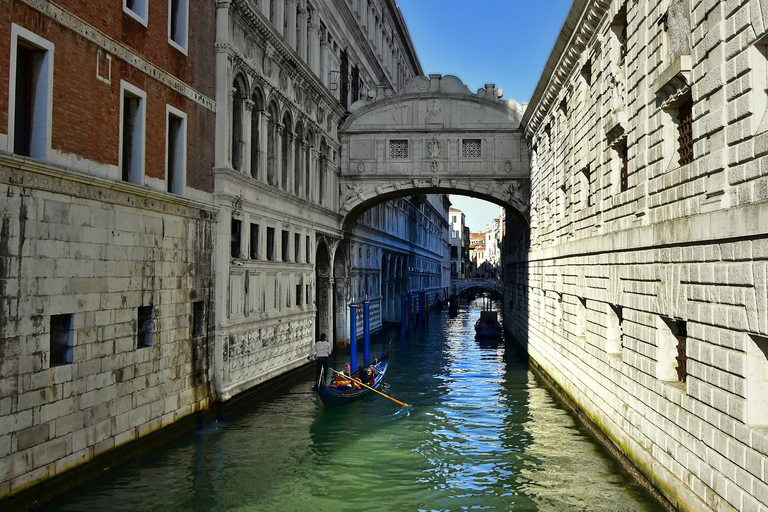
[315,350,390,407]
[475,310,502,339]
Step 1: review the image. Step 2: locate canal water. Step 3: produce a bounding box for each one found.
[48,300,661,511]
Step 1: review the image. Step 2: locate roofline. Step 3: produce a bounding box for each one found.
[520,0,611,140]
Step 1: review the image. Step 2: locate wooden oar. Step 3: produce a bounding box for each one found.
[329,367,409,407]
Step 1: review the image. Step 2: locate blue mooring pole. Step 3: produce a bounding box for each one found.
[363,296,370,366]
[349,300,358,372]
[419,289,425,326]
[400,294,407,338]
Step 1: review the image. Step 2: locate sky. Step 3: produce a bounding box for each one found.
[395,0,574,231]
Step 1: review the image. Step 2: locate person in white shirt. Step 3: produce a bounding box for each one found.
[308,333,332,388]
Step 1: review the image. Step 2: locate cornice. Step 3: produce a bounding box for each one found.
[0,153,218,219]
[521,0,611,140]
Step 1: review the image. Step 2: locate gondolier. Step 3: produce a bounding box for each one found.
[308,333,332,388]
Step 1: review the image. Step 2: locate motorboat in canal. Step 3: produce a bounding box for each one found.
[475,310,502,339]
[315,350,390,407]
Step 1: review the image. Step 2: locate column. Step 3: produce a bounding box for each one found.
[308,22,320,76]
[298,139,307,199]
[258,110,269,183]
[274,0,285,37]
[320,39,329,87]
[286,130,296,194]
[243,99,254,176]
[286,0,297,49]
[275,122,284,188]
[298,4,308,62]
[214,1,232,169]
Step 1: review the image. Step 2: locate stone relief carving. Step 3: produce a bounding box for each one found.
[279,69,288,91]
[504,160,513,173]
[431,161,438,173]
[427,140,441,158]
[426,100,442,122]
[504,180,531,213]
[357,161,366,174]
[262,53,273,78]
[608,70,625,113]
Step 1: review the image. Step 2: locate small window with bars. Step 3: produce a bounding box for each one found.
[389,140,408,158]
[462,139,482,158]
[677,100,693,166]
[619,142,629,192]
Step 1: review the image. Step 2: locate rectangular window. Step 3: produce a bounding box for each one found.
[282,230,290,262]
[619,142,628,192]
[296,284,302,306]
[677,100,693,166]
[168,0,189,52]
[250,223,260,259]
[50,314,73,367]
[120,81,146,184]
[305,235,311,264]
[389,140,408,158]
[137,305,154,348]
[231,219,242,258]
[461,139,482,158]
[166,106,186,195]
[9,25,53,160]
[267,227,275,261]
[192,300,205,337]
[306,284,310,305]
[295,233,301,262]
[124,0,148,25]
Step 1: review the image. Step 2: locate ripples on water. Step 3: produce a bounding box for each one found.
[49,300,659,512]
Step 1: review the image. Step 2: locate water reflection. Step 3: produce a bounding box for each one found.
[48,299,659,512]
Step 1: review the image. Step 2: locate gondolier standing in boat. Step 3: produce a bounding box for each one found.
[308,333,332,388]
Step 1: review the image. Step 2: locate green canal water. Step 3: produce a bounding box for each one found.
[48,300,661,511]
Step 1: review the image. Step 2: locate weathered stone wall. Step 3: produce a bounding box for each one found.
[0,157,216,497]
[516,1,768,511]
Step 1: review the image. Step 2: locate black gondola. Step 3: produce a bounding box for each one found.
[315,350,390,407]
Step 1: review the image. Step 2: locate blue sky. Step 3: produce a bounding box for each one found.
[395,0,573,230]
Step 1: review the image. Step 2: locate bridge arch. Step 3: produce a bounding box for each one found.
[338,74,531,228]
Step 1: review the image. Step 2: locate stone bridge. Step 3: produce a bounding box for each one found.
[338,74,530,226]
[450,278,504,296]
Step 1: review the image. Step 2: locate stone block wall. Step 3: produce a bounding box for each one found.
[515,1,768,511]
[0,158,216,498]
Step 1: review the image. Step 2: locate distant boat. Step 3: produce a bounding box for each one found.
[475,310,502,339]
[315,350,390,407]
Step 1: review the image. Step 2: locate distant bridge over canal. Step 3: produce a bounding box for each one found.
[450,278,504,297]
